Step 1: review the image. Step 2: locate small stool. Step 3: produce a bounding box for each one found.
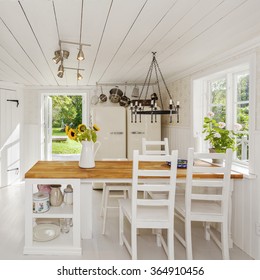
[100,183,131,234]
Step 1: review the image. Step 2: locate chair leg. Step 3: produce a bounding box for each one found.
[204,222,211,241]
[221,222,230,260]
[185,220,193,260]
[123,190,127,199]
[131,225,137,260]
[156,229,162,247]
[167,227,174,260]
[102,187,109,234]
[100,184,106,217]
[119,205,124,246]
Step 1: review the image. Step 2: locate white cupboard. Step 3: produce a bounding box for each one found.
[126,106,161,159]
[90,106,126,159]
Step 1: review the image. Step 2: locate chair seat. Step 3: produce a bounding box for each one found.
[119,199,170,226]
[175,195,223,221]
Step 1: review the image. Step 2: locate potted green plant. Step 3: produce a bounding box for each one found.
[202,112,243,154]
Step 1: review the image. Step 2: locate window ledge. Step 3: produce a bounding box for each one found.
[231,163,256,179]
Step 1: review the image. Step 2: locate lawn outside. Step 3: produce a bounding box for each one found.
[52,127,81,154]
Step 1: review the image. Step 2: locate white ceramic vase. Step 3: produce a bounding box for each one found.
[79,140,101,168]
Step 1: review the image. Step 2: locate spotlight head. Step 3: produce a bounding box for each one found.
[52,50,61,64]
[77,71,83,80]
[58,64,64,74]
[77,49,85,61]
[57,71,64,78]
[62,50,70,59]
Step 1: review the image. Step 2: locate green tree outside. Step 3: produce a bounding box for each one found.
[51,95,82,154]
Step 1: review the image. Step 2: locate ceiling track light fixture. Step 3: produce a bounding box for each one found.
[59,40,91,61]
[52,1,90,80]
[53,41,90,79]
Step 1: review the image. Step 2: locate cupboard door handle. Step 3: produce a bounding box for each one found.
[110,132,123,135]
[7,167,19,172]
[131,132,145,134]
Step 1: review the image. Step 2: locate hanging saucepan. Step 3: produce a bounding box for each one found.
[99,86,107,103]
[119,83,131,107]
[109,86,123,103]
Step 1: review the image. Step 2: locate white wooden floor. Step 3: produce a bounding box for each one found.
[0,182,252,260]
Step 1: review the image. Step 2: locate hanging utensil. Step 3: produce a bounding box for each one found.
[131,84,139,98]
[91,87,99,105]
[119,83,130,107]
[99,86,107,103]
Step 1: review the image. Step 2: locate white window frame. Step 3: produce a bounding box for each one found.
[193,64,250,166]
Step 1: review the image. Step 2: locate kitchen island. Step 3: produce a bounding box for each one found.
[24,160,243,255]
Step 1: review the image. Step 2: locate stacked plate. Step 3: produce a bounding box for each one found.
[33,224,60,242]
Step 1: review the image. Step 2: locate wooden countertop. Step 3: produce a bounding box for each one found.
[25,160,243,180]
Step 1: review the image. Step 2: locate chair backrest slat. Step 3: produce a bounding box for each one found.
[132,149,178,221]
[191,194,223,201]
[142,138,169,156]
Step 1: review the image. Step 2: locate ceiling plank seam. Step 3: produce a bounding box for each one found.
[88,0,114,84]
[123,0,202,82]
[162,0,249,63]
[97,0,149,83]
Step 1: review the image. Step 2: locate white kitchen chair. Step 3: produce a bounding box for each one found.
[174,148,233,260]
[119,149,178,260]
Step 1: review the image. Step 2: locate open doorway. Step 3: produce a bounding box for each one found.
[44,94,85,161]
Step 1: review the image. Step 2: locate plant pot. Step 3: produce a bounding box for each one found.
[209,148,223,164]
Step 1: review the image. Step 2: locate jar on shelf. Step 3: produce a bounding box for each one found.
[63,184,73,205]
[33,192,50,213]
[50,184,63,206]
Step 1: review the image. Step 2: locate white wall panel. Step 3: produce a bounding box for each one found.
[162,125,192,158]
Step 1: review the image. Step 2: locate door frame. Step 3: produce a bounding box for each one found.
[41,92,88,160]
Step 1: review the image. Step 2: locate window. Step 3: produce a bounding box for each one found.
[194,65,250,164]
[208,77,226,123]
[234,72,249,161]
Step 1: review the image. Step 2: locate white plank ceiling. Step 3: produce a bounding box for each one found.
[0,0,260,87]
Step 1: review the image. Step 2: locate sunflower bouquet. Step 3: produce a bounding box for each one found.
[65,124,100,143]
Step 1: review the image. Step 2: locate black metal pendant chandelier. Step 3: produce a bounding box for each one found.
[130,52,180,123]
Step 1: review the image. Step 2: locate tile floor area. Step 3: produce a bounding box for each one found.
[0,182,253,260]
